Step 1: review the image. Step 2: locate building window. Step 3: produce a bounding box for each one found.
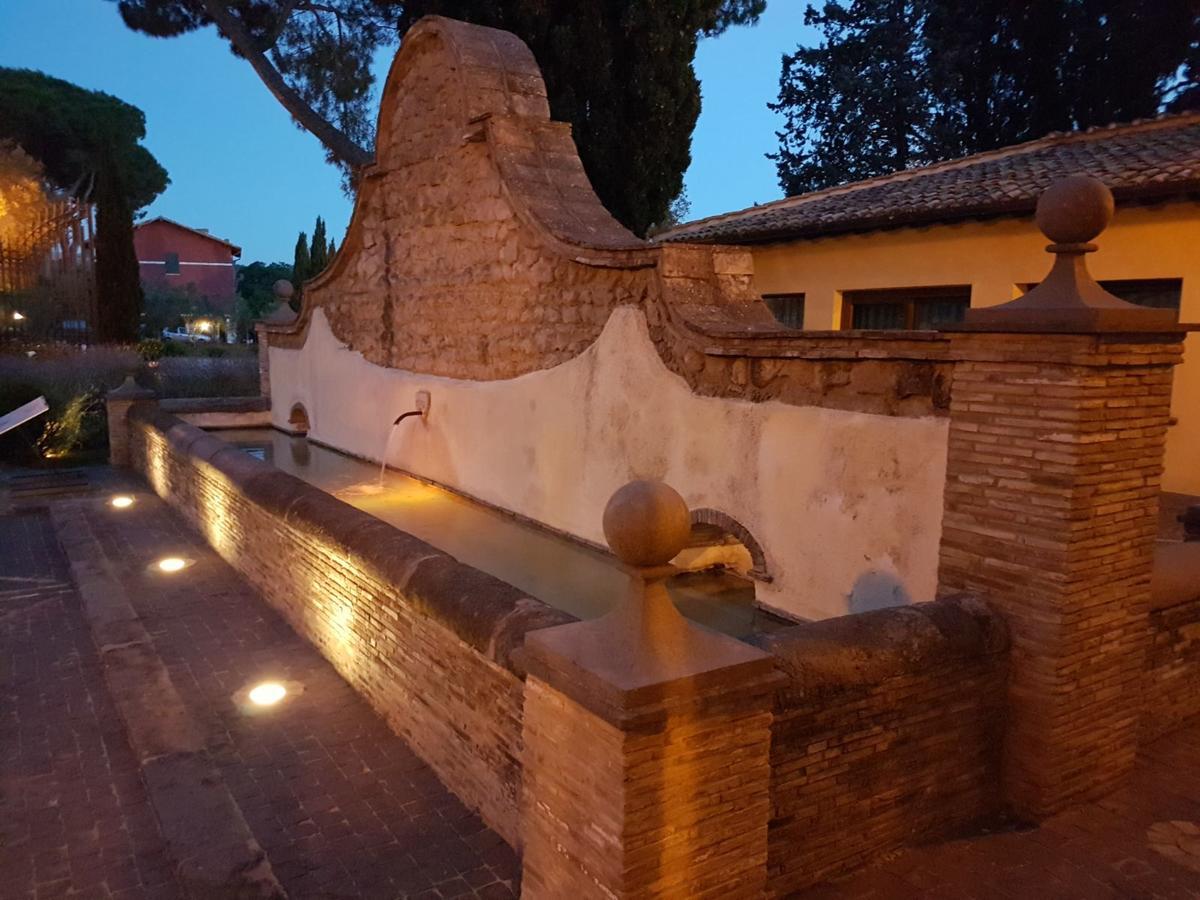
[164,252,180,274]
[762,293,805,329]
[841,285,971,331]
[1099,278,1182,312]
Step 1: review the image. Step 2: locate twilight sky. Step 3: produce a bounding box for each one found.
[0,1,816,262]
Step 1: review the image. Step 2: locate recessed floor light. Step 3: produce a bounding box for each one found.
[110,495,135,509]
[248,682,287,706]
[150,556,191,574]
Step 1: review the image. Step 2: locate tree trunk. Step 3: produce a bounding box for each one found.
[200,0,373,169]
[93,169,143,343]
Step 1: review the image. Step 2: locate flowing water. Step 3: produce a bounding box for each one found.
[213,427,791,639]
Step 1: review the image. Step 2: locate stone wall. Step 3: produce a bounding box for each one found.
[126,404,573,848]
[1143,593,1200,741]
[754,597,1010,895]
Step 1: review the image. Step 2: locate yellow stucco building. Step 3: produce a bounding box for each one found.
[665,114,1200,495]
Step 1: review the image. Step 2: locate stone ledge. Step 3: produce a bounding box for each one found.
[128,405,574,676]
[159,396,270,414]
[754,595,1008,691]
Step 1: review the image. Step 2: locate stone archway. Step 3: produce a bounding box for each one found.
[689,508,771,582]
[287,402,310,436]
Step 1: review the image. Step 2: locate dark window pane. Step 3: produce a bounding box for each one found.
[165,252,180,274]
[1099,278,1181,311]
[852,302,906,330]
[763,293,805,329]
[915,298,969,328]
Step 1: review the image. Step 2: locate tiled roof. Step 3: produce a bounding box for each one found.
[661,113,1200,244]
[135,217,242,255]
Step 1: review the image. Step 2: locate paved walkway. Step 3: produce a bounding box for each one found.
[801,727,1200,899]
[1,472,518,899]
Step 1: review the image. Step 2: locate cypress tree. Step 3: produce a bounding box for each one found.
[327,237,336,261]
[292,231,310,296]
[309,216,327,276]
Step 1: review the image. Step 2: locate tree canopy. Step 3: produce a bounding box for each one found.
[0,68,169,340]
[110,0,763,236]
[771,0,1200,196]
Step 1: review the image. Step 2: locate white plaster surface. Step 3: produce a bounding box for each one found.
[269,308,950,620]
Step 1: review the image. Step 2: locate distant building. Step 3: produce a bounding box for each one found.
[134,217,242,312]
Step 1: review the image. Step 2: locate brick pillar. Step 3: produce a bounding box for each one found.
[105,376,156,466]
[520,481,780,898]
[938,175,1187,818]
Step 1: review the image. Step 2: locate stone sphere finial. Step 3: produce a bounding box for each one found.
[1035,174,1114,245]
[602,480,692,568]
[273,279,295,301]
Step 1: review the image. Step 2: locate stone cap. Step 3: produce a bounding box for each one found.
[107,375,156,401]
[522,480,780,727]
[951,175,1183,334]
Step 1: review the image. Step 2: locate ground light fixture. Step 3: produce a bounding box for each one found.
[248,682,287,706]
[147,556,193,574]
[110,495,135,509]
[233,678,302,713]
[13,311,25,321]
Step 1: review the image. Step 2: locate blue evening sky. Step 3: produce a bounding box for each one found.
[0,1,816,262]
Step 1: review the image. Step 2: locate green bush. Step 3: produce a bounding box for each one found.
[37,389,107,462]
[137,338,166,362]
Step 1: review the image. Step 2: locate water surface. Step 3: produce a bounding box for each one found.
[214,427,789,639]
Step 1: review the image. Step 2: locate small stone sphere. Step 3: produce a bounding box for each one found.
[273,279,296,300]
[1035,174,1114,244]
[602,480,692,568]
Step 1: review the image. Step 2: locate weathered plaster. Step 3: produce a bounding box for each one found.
[270,307,948,620]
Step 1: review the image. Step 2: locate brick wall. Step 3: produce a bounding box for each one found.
[1143,594,1200,741]
[938,332,1183,817]
[127,404,573,848]
[754,597,1009,896]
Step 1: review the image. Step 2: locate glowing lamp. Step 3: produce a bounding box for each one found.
[248,682,287,706]
[156,557,187,573]
[13,311,25,321]
[110,495,135,509]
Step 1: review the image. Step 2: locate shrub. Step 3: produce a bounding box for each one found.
[136,338,166,362]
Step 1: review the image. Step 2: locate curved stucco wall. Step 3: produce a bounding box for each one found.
[270,307,948,621]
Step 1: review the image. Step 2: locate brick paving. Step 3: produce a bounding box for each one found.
[0,510,181,900]
[3,480,518,899]
[800,726,1200,899]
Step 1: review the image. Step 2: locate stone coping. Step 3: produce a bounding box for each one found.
[158,396,270,414]
[128,403,575,677]
[752,595,1008,691]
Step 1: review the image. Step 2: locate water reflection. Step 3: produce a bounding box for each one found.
[214,428,788,639]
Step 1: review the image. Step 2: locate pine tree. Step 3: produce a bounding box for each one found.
[115,0,764,237]
[770,0,931,196]
[773,0,1199,195]
[309,216,328,276]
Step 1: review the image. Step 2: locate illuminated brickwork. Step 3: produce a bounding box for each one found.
[127,404,572,848]
[758,597,1009,894]
[939,331,1185,818]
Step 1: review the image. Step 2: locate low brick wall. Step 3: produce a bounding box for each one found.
[126,404,573,848]
[754,597,1009,895]
[1144,593,1200,741]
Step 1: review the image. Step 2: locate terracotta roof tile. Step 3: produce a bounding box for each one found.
[661,113,1200,244]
